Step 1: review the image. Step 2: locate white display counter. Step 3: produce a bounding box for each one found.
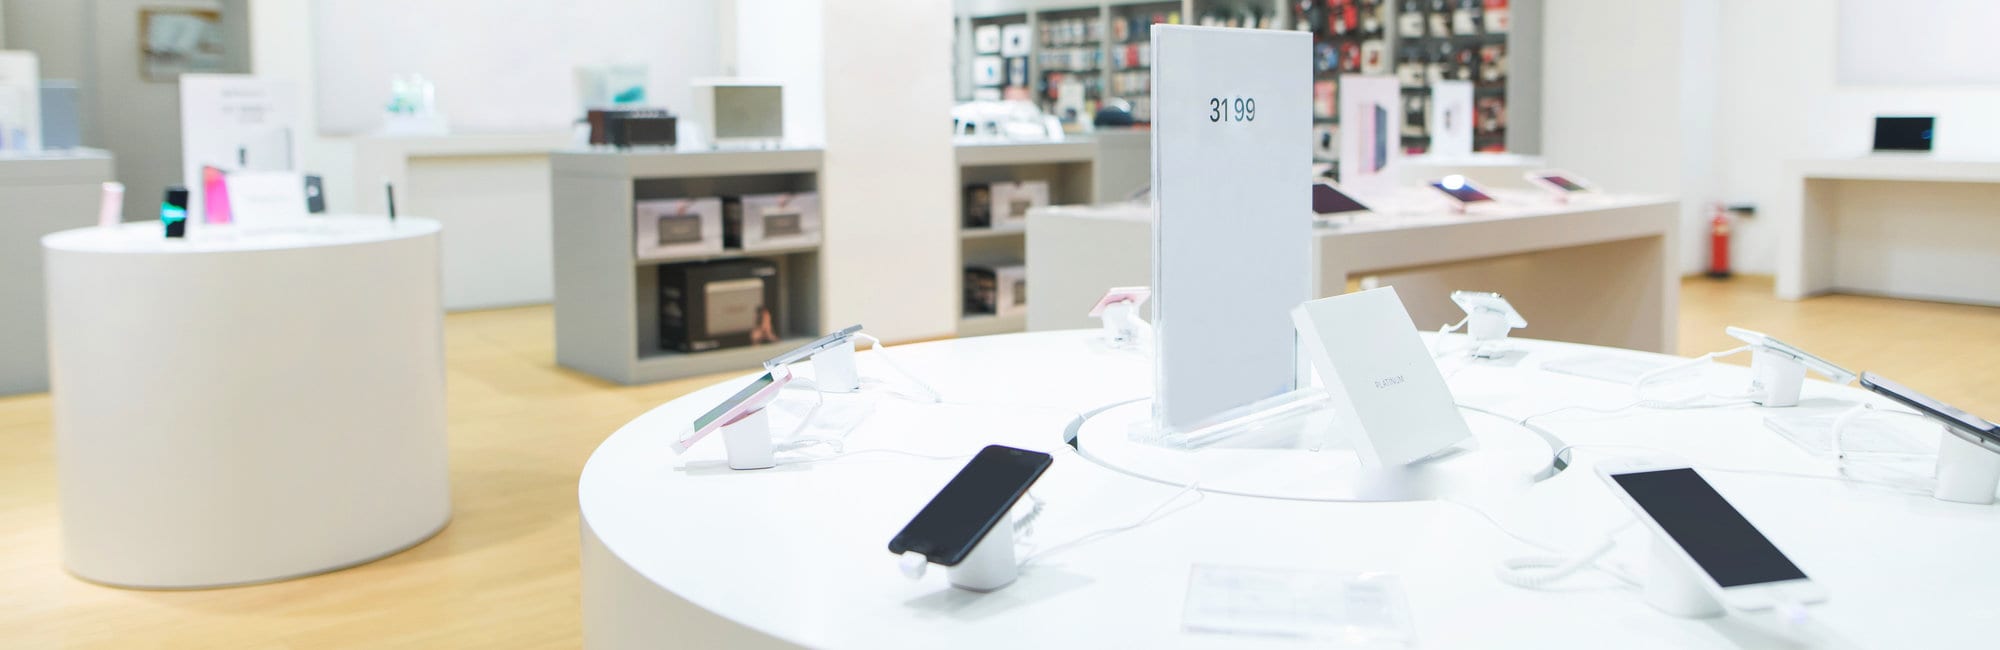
[42,216,451,588]
[0,149,115,395]
[1027,190,1680,353]
[1397,152,1548,190]
[346,132,574,310]
[579,331,1996,648]
[1776,156,2000,305]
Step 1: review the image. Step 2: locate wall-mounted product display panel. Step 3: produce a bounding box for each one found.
[552,148,826,384]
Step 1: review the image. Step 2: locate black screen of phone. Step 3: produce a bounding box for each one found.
[888,446,1052,566]
[1614,468,1807,588]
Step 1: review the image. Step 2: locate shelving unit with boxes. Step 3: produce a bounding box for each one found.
[956,2,1185,127]
[551,147,825,384]
[955,140,1099,337]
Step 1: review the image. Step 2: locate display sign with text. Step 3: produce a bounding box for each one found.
[1150,25,1311,431]
[179,75,299,235]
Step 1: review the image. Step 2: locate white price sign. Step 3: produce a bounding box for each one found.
[1150,25,1311,431]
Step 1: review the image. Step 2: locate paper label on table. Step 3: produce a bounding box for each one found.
[1182,564,1416,646]
[1149,25,1311,432]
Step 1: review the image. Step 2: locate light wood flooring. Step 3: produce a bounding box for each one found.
[1,276,1993,648]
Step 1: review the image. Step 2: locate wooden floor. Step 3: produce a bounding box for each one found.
[1,276,1993,648]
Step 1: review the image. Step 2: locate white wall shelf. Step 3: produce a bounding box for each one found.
[552,147,826,385]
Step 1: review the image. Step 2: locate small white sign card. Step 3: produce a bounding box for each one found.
[223,170,308,229]
[1150,25,1312,432]
[180,74,300,235]
[1336,74,1400,196]
[1293,286,1472,466]
[1428,80,1473,158]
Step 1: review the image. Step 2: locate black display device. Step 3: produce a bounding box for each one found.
[1312,182,1369,215]
[161,186,189,238]
[1872,116,1934,152]
[304,174,325,214]
[888,445,1052,566]
[1860,372,2000,447]
[1611,468,1808,588]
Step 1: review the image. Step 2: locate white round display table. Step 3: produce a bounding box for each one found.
[43,217,450,588]
[579,331,1999,649]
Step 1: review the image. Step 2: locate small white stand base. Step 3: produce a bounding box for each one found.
[1933,430,2000,505]
[721,409,776,470]
[947,523,1019,592]
[1645,537,1725,618]
[811,340,860,393]
[1749,350,1808,408]
[1465,312,1515,358]
[1099,301,1148,346]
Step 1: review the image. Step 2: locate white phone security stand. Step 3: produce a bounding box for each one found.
[897,523,1019,592]
[1099,300,1149,345]
[1644,536,1725,618]
[1466,310,1513,344]
[811,339,861,393]
[720,409,776,470]
[947,524,1019,592]
[1749,348,1808,408]
[1933,430,2000,505]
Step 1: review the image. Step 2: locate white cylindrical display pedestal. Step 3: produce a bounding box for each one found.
[1933,430,2000,505]
[42,217,451,588]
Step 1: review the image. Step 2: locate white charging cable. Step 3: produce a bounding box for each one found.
[1443,499,1640,589]
[1016,479,1204,569]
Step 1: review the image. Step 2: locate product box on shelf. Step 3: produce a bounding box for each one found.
[965,181,1050,231]
[964,263,1027,317]
[724,192,821,251]
[635,198,724,260]
[659,260,781,353]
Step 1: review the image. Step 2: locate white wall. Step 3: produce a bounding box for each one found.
[1714,0,2000,275]
[730,0,824,146]
[308,0,719,135]
[1540,0,1714,274]
[820,0,957,341]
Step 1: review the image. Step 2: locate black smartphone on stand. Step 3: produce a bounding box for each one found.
[888,445,1053,566]
[1860,372,2000,452]
[161,186,189,238]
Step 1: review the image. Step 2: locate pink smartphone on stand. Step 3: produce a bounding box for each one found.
[672,366,792,454]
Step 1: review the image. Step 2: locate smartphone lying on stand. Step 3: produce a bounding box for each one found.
[888,445,1052,566]
[1598,461,1826,610]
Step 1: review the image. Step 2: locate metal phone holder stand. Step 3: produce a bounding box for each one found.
[720,409,776,470]
[1644,536,1725,618]
[1748,349,1808,408]
[1934,429,2000,505]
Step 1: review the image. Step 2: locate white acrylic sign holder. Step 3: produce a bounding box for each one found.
[179,75,302,237]
[1150,25,1312,433]
[1428,80,1473,158]
[1336,74,1401,197]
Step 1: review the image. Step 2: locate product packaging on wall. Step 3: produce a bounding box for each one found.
[1337,75,1401,196]
[0,52,43,153]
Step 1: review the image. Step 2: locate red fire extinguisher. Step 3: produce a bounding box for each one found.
[1707,203,1732,279]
